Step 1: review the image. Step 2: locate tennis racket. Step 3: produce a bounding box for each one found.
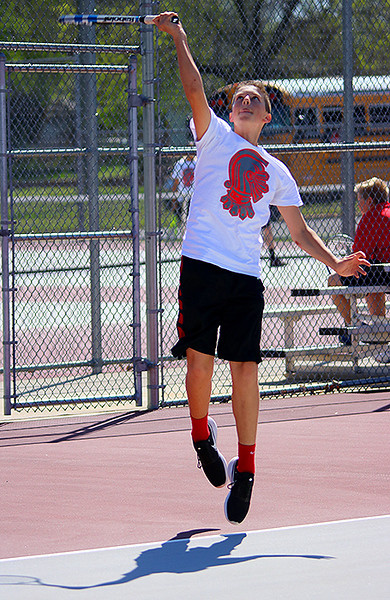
[325,233,354,275]
[59,14,179,25]
[327,233,354,257]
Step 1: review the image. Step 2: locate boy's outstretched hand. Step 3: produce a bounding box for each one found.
[334,251,370,278]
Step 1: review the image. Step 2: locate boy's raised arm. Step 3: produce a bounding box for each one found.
[153,12,211,140]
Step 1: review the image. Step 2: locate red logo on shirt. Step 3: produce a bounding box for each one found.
[221,149,269,220]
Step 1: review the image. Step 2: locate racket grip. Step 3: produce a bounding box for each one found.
[142,15,179,24]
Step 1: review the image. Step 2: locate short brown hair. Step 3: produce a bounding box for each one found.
[354,177,389,205]
[232,80,271,114]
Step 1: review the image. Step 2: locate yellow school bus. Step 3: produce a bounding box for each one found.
[208,76,390,195]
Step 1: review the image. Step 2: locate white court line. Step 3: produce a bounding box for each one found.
[1,516,389,600]
[1,513,389,563]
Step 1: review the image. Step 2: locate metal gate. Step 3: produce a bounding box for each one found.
[155,0,390,405]
[2,0,390,415]
[0,39,159,415]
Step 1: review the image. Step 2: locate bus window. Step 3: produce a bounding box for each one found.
[294,107,319,140]
[323,106,343,141]
[207,77,390,190]
[262,103,291,136]
[353,105,367,136]
[263,88,291,136]
[369,104,390,131]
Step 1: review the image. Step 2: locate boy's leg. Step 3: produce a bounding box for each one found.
[186,348,227,488]
[225,361,258,524]
[333,294,352,324]
[328,273,353,344]
[366,292,386,317]
[328,272,352,324]
[229,361,260,447]
[186,348,214,419]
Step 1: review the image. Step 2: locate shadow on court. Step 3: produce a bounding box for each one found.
[0,530,333,592]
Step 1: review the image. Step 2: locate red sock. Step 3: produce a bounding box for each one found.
[237,442,256,474]
[191,415,209,442]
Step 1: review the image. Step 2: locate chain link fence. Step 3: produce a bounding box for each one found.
[156,0,390,403]
[0,3,149,414]
[1,0,390,415]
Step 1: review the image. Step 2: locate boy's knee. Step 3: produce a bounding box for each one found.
[328,273,341,286]
[230,361,258,381]
[186,350,214,380]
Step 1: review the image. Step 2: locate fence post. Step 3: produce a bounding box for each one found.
[78,0,102,374]
[128,55,143,407]
[75,54,86,231]
[0,54,11,415]
[342,0,355,238]
[141,0,160,409]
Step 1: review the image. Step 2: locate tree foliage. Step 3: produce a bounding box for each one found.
[2,0,390,145]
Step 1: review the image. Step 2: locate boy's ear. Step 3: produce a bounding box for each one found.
[229,112,233,123]
[264,113,272,123]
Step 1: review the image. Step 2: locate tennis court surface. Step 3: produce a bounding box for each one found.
[1,390,389,598]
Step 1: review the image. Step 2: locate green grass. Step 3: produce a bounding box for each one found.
[10,183,345,235]
[11,189,176,235]
[301,199,341,219]
[12,197,139,234]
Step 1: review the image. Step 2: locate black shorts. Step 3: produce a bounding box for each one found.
[341,264,390,287]
[171,256,264,363]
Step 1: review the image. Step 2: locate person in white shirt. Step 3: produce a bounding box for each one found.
[263,209,286,267]
[171,153,196,229]
[154,13,369,525]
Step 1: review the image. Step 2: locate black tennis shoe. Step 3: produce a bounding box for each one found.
[224,457,254,524]
[193,417,227,488]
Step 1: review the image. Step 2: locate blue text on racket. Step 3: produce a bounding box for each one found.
[59,14,179,25]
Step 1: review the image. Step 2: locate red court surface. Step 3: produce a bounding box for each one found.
[1,390,389,560]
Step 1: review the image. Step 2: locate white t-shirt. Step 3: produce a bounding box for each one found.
[182,108,302,278]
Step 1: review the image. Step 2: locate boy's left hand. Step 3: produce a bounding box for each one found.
[335,251,370,278]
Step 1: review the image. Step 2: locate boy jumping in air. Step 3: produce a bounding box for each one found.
[154,13,369,524]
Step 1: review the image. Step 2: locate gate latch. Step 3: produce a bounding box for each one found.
[128,93,155,107]
[134,358,156,372]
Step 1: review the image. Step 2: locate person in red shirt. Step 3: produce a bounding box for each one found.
[329,177,390,343]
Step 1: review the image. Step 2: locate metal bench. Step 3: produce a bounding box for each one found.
[262,288,390,373]
[262,304,357,372]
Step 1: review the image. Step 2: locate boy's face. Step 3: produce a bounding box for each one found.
[229,85,271,129]
[357,192,373,215]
